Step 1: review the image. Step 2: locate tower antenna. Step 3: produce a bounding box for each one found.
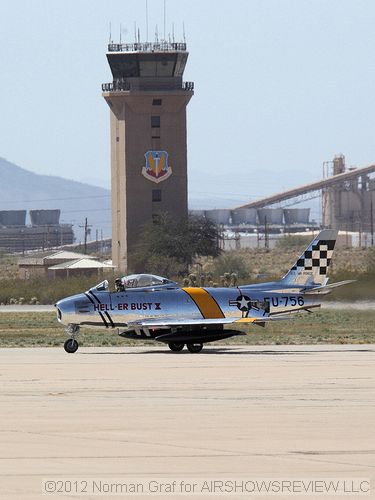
[134,21,137,42]
[145,0,149,42]
[183,22,186,43]
[119,23,122,43]
[109,22,112,43]
[163,0,166,40]
[172,22,175,43]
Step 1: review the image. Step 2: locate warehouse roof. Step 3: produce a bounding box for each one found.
[48,258,115,270]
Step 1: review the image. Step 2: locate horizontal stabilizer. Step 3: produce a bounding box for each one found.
[302,280,356,295]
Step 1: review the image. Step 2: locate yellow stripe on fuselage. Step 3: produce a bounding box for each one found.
[182,288,225,319]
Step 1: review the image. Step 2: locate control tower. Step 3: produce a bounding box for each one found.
[102,40,194,271]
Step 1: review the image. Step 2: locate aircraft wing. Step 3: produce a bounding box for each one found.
[127,315,289,329]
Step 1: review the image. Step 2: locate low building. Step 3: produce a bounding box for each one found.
[48,258,115,279]
[19,251,96,279]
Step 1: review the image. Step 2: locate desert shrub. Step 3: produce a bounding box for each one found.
[0,274,113,305]
[276,234,311,249]
[212,252,249,280]
[366,247,375,274]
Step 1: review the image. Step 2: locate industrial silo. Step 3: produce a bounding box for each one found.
[189,210,206,218]
[30,209,61,226]
[283,208,310,225]
[204,209,231,225]
[231,208,257,225]
[257,208,283,225]
[0,210,27,226]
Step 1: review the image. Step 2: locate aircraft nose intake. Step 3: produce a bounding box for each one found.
[55,298,68,323]
[55,305,62,321]
[55,294,91,326]
[55,297,73,324]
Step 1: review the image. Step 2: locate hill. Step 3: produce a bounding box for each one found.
[0,157,111,242]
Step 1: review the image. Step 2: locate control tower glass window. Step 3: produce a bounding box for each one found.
[151,116,160,128]
[139,56,176,77]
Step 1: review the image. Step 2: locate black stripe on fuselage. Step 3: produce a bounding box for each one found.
[104,312,115,328]
[85,292,109,328]
[88,291,115,328]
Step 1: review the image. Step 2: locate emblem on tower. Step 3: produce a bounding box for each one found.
[142,151,172,183]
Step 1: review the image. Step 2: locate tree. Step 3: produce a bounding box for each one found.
[131,213,221,276]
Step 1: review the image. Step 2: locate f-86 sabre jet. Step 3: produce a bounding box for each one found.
[55,230,353,353]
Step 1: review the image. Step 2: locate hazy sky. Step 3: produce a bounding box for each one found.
[1,0,375,211]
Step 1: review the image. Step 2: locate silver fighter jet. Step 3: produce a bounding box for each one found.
[55,230,353,353]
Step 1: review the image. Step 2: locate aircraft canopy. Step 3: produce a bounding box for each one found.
[120,274,177,289]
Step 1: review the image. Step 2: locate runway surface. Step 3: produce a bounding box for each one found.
[0,345,374,499]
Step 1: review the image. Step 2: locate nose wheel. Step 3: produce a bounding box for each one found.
[64,338,79,353]
[64,324,80,354]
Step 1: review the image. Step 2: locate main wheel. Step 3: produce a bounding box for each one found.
[187,343,203,353]
[64,338,79,354]
[168,342,185,352]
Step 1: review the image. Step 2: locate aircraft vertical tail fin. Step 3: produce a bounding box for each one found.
[280,230,338,287]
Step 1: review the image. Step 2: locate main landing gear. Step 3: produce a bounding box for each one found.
[187,343,203,353]
[64,324,80,353]
[168,342,185,352]
[167,342,204,353]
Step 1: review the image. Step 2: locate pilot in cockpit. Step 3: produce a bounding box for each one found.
[113,274,177,292]
[114,277,125,292]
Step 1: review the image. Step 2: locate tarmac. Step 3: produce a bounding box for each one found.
[0,345,374,499]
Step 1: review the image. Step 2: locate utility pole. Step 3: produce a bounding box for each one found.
[371,192,374,246]
[79,218,92,254]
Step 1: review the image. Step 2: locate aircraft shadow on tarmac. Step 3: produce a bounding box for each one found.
[80,346,375,356]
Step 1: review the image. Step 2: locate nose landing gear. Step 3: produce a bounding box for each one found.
[64,338,79,353]
[64,324,80,353]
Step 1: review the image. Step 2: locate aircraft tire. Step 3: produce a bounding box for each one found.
[187,343,203,353]
[64,338,79,354]
[168,342,185,352]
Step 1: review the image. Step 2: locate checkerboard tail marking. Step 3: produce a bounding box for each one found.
[280,230,338,286]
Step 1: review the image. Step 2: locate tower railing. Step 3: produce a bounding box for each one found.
[102,80,194,92]
[108,41,187,53]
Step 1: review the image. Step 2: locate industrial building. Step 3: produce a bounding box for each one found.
[322,155,375,232]
[102,40,193,271]
[236,155,375,234]
[0,210,74,253]
[191,155,375,242]
[190,207,315,232]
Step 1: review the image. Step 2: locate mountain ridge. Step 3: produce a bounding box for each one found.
[0,157,111,240]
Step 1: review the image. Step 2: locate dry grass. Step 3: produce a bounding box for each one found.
[0,243,374,305]
[0,310,374,348]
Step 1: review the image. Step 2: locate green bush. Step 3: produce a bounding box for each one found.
[212,253,250,280]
